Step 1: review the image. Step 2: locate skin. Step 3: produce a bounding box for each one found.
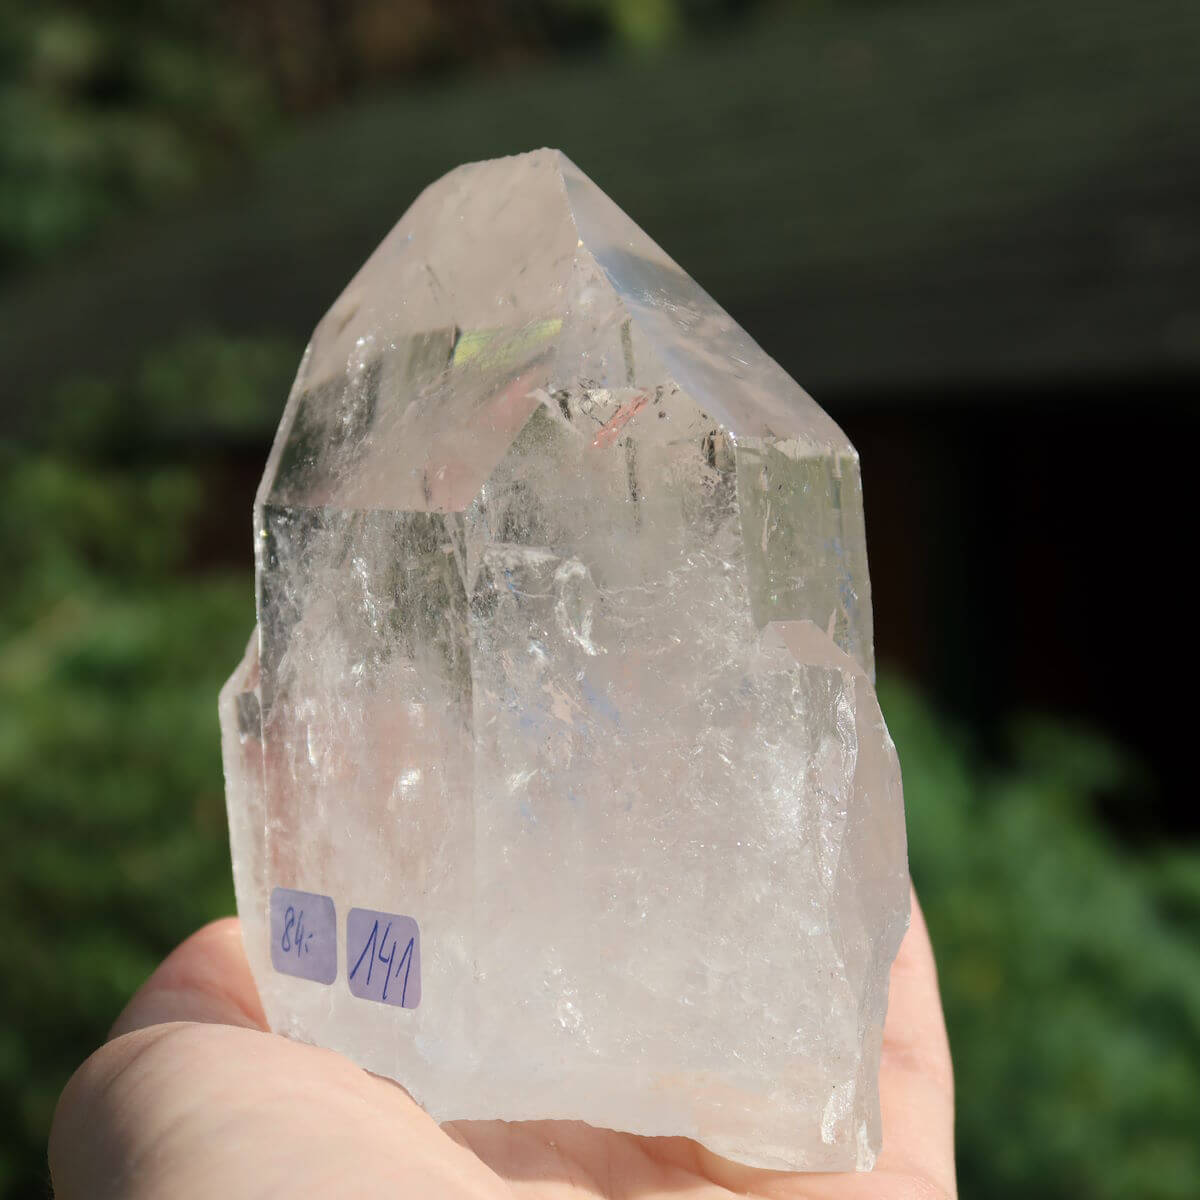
[49,887,955,1199]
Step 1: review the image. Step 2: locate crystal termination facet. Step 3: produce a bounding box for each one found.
[220,149,910,1172]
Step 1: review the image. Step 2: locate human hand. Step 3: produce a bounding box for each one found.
[50,887,955,1199]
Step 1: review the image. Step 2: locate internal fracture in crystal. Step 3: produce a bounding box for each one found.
[220,149,909,1171]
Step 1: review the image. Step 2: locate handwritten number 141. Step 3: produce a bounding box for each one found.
[350,919,415,1005]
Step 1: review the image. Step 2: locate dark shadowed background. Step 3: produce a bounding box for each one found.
[2,2,1198,1197]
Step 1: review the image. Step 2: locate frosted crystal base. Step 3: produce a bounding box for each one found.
[220,149,909,1171]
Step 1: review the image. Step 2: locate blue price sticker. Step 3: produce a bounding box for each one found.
[347,908,421,1009]
[269,888,337,984]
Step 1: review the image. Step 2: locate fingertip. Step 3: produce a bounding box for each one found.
[872,884,956,1194]
[110,917,266,1039]
[883,885,953,1096]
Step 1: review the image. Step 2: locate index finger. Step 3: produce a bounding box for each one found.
[874,886,956,1189]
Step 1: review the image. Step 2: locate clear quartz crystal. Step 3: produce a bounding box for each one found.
[220,149,909,1171]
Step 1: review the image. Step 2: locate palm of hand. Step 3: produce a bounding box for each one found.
[50,892,954,1199]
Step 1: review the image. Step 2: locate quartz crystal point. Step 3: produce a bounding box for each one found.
[220,149,909,1172]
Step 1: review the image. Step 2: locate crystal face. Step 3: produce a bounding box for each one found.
[219,149,909,1172]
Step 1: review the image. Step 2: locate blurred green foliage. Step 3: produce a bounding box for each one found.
[2,421,1200,1198]
[0,3,269,270]
[2,1,1199,1196]
[889,688,1200,1199]
[0,0,752,272]
[0,449,251,1197]
[48,329,300,454]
